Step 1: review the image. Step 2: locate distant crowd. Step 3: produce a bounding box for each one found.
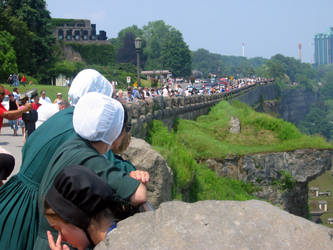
[113,77,271,103]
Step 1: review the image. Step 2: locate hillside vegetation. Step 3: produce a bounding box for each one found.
[147,100,332,202]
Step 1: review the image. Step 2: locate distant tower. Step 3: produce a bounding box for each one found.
[242,42,245,57]
[298,43,302,62]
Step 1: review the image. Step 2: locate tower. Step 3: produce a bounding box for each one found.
[298,43,302,62]
[242,42,245,57]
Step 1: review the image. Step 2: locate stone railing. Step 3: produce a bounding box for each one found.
[125,82,278,138]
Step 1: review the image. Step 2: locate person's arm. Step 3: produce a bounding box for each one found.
[1,103,32,120]
[130,183,147,206]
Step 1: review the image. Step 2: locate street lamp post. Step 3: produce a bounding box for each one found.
[135,37,142,87]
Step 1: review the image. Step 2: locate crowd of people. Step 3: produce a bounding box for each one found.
[7,74,28,87]
[114,77,268,103]
[0,69,150,250]
[1,87,69,140]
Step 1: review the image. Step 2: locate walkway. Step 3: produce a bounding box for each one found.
[0,124,24,179]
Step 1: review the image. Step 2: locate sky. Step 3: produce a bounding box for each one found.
[46,0,333,63]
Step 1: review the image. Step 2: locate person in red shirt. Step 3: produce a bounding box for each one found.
[0,85,32,133]
[21,75,27,87]
[32,95,42,110]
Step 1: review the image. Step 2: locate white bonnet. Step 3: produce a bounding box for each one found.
[73,92,124,146]
[68,69,113,106]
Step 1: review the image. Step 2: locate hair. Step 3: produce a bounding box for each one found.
[44,200,64,222]
[112,131,131,154]
[44,199,136,231]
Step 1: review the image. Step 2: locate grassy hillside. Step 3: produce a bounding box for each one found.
[177,100,332,160]
[148,100,333,202]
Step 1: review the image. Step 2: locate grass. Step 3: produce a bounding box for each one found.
[309,171,333,228]
[176,100,333,160]
[1,83,69,102]
[147,120,256,202]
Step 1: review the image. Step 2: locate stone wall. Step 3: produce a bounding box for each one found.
[125,83,278,138]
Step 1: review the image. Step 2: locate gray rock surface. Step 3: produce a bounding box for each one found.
[205,149,333,217]
[96,200,333,250]
[229,116,240,134]
[121,137,173,209]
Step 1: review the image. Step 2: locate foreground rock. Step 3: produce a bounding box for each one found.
[96,200,333,250]
[121,137,173,208]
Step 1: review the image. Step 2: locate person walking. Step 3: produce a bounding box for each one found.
[21,75,27,87]
[8,93,19,136]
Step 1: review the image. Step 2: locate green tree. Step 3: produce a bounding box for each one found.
[142,20,171,69]
[1,0,55,81]
[0,30,18,80]
[160,29,192,77]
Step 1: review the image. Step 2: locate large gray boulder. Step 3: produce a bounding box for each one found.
[121,137,173,208]
[96,200,333,250]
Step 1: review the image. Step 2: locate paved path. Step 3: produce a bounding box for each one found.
[0,124,24,179]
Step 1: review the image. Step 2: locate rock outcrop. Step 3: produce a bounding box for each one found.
[278,88,319,124]
[96,200,333,250]
[121,137,173,209]
[206,149,333,217]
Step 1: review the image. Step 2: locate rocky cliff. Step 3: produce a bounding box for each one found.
[256,87,320,124]
[95,200,333,250]
[206,149,333,217]
[278,88,319,124]
[121,137,173,208]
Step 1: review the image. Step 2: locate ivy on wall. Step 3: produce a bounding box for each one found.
[68,43,115,66]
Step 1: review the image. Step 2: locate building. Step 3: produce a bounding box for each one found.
[52,18,107,42]
[314,27,333,65]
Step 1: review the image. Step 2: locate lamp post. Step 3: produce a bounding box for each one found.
[135,37,142,87]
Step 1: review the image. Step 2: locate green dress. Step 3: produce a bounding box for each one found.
[0,107,136,250]
[33,135,140,250]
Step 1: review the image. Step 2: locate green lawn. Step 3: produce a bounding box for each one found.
[1,84,69,102]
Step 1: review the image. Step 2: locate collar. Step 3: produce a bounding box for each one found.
[106,222,117,237]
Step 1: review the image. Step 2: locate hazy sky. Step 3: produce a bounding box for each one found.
[46,0,333,63]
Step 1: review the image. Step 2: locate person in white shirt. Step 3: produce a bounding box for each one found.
[162,86,169,97]
[39,90,52,105]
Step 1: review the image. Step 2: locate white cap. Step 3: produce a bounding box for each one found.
[36,103,60,129]
[68,69,113,106]
[73,92,124,146]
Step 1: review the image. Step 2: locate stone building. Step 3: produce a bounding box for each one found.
[52,18,107,43]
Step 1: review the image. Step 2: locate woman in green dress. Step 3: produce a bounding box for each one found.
[33,92,149,249]
[0,69,136,250]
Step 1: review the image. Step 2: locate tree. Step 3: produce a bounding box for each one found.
[0,30,18,80]
[116,32,137,64]
[1,0,55,81]
[160,29,192,77]
[142,20,171,69]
